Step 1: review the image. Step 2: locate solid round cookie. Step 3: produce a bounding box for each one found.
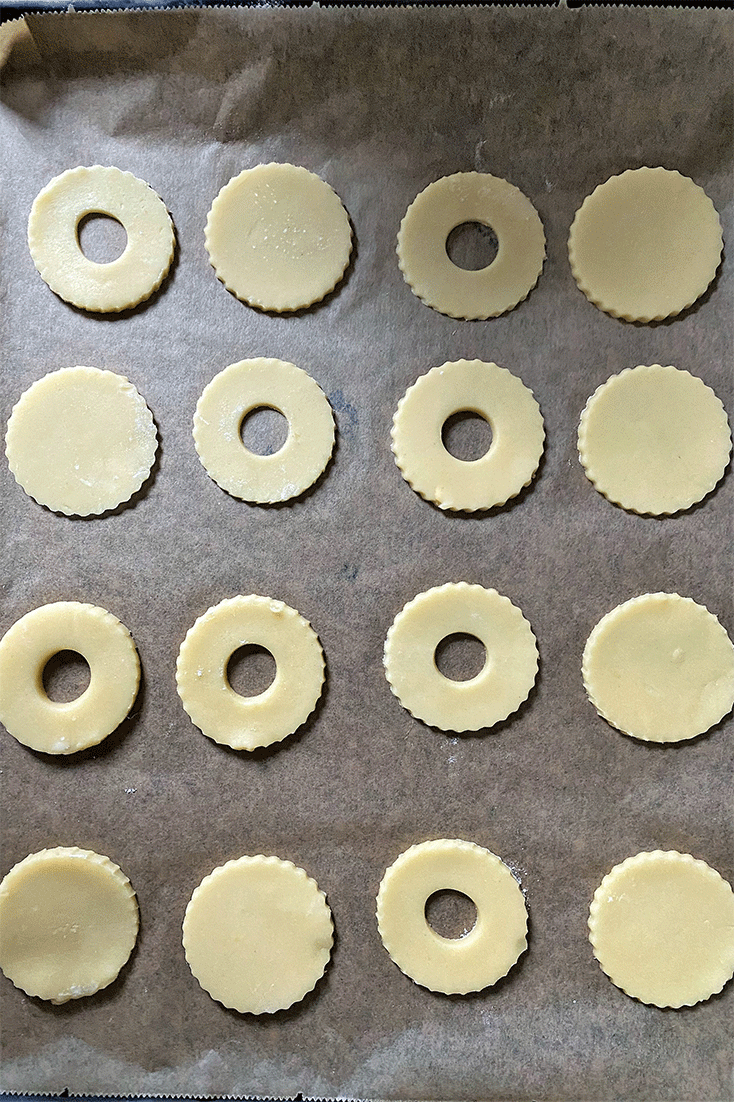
[0,602,140,755]
[205,163,352,311]
[582,593,733,743]
[182,854,333,1014]
[193,359,335,503]
[376,839,527,995]
[0,847,139,1003]
[397,171,545,319]
[28,166,175,312]
[392,359,544,511]
[384,582,538,732]
[578,365,731,515]
[5,366,157,516]
[568,167,722,321]
[176,595,325,750]
[588,851,734,1008]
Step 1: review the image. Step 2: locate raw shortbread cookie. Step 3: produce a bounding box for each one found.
[588,851,734,1008]
[5,366,157,516]
[578,365,731,515]
[182,854,333,1014]
[193,358,335,503]
[0,602,140,755]
[582,593,733,743]
[376,839,527,995]
[392,359,544,511]
[0,847,139,1003]
[568,167,722,321]
[397,171,545,319]
[384,582,538,732]
[176,595,325,750]
[205,163,352,311]
[28,166,175,312]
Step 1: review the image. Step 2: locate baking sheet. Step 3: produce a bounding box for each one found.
[0,5,732,1100]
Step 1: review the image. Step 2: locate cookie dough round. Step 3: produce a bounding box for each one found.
[397,172,545,319]
[193,358,335,504]
[588,851,734,1008]
[176,595,325,751]
[384,583,538,732]
[0,602,140,755]
[582,593,734,743]
[205,163,352,312]
[568,167,723,321]
[376,839,527,995]
[182,854,333,1014]
[6,366,157,516]
[578,365,731,515]
[0,847,139,1003]
[28,165,175,313]
[392,359,544,511]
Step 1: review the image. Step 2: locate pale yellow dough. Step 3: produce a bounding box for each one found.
[392,359,544,511]
[182,854,333,1014]
[582,593,733,743]
[0,602,140,755]
[568,167,722,321]
[28,166,175,313]
[384,583,538,732]
[376,839,527,995]
[0,847,139,1003]
[205,163,352,312]
[193,359,335,503]
[588,851,734,1008]
[397,171,545,319]
[176,595,325,751]
[578,365,731,515]
[5,366,157,516]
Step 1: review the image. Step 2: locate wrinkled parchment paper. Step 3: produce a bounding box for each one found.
[0,5,732,1099]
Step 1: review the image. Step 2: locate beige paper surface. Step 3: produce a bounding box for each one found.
[0,6,732,1099]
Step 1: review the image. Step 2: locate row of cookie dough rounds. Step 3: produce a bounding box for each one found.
[28,163,723,322]
[6,359,731,517]
[0,586,731,757]
[0,842,731,1012]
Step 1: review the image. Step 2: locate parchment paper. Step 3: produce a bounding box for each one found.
[0,6,732,1100]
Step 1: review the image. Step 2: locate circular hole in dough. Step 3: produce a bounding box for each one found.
[568,167,723,322]
[77,212,128,264]
[182,854,333,1015]
[445,221,499,271]
[376,839,527,995]
[193,358,335,505]
[440,410,493,462]
[5,366,158,517]
[42,650,91,703]
[391,360,544,512]
[384,582,538,732]
[176,595,325,751]
[205,162,352,312]
[0,602,141,755]
[578,364,731,515]
[27,165,175,313]
[588,851,734,1008]
[0,847,139,1004]
[582,593,734,743]
[433,632,487,682]
[424,889,478,940]
[239,406,290,456]
[397,172,545,319]
[226,643,277,698]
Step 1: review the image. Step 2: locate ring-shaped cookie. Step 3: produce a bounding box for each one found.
[193,359,335,504]
[383,583,538,732]
[392,360,545,511]
[205,163,352,312]
[376,839,528,995]
[28,166,175,313]
[176,595,325,751]
[397,172,546,319]
[0,602,140,755]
